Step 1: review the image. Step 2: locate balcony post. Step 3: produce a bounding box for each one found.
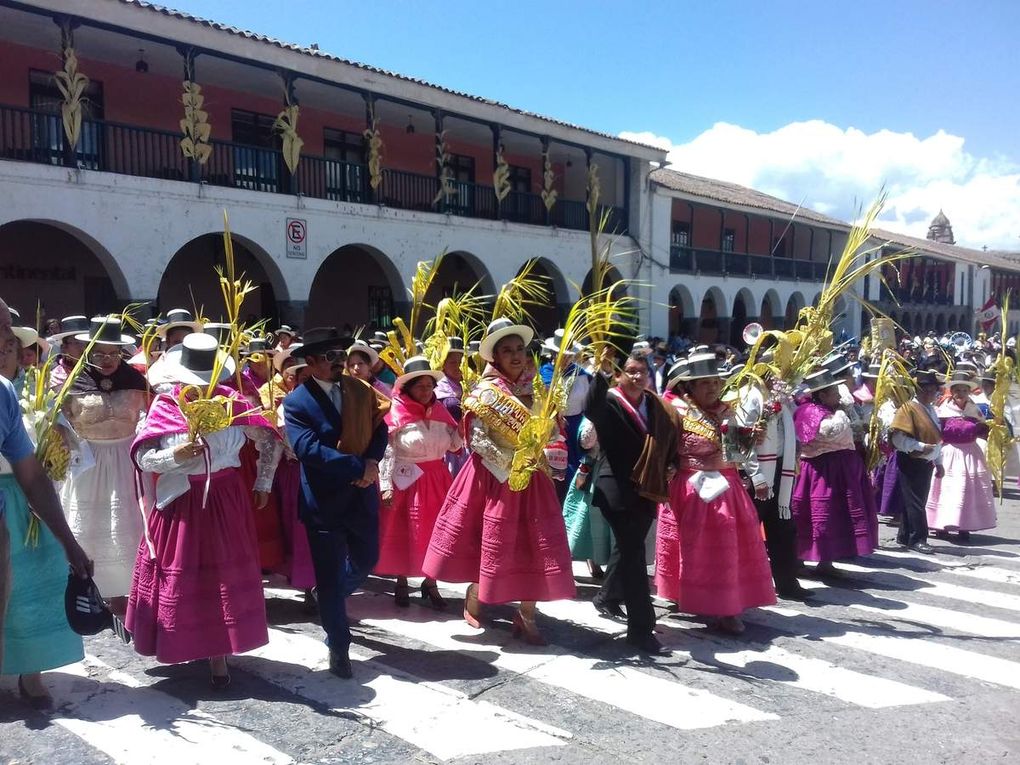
[584,147,593,231]
[688,202,696,250]
[54,16,80,169]
[744,213,751,254]
[433,110,446,214]
[541,136,551,226]
[178,46,200,183]
[491,124,502,221]
[768,218,774,256]
[280,71,298,196]
[621,156,631,234]
[362,93,377,205]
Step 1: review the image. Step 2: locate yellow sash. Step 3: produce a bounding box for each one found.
[464,379,531,447]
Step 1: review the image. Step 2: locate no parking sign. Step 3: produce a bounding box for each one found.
[286,218,307,259]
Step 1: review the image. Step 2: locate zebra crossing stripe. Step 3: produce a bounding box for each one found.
[831,560,1020,613]
[796,579,1020,639]
[235,627,569,760]
[357,607,778,730]
[534,597,948,708]
[752,606,1020,690]
[51,657,294,765]
[945,565,1020,586]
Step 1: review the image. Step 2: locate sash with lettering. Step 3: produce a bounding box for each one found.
[463,375,532,447]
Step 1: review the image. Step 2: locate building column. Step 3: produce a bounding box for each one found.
[280,300,308,328]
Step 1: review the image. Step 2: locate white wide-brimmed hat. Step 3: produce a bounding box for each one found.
[148,333,236,387]
[394,355,443,391]
[157,308,203,338]
[74,317,135,346]
[273,343,304,372]
[347,340,379,366]
[479,318,534,362]
[12,326,50,356]
[802,368,842,394]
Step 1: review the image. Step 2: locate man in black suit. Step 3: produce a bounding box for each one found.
[283,327,388,679]
[584,350,678,654]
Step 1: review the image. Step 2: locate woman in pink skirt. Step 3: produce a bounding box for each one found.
[423,319,575,644]
[127,333,281,688]
[926,369,996,541]
[656,352,776,635]
[377,356,463,608]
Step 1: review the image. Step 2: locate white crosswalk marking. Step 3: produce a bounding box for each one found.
[51,657,294,765]
[358,607,778,730]
[236,626,569,759]
[535,596,949,708]
[946,565,1020,586]
[751,606,1020,690]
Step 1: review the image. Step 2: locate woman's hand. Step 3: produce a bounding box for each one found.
[252,490,270,510]
[173,441,205,464]
[381,489,393,503]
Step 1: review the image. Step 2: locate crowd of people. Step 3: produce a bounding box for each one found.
[0,287,1011,709]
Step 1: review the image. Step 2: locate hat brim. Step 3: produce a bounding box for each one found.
[348,345,380,367]
[148,345,236,387]
[74,332,135,346]
[805,379,842,393]
[12,327,39,348]
[157,321,203,338]
[290,337,353,358]
[480,324,534,362]
[47,330,89,344]
[394,369,443,390]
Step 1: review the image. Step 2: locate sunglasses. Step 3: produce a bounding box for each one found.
[322,349,347,363]
[90,350,122,361]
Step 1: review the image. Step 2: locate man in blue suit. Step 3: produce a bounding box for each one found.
[283,327,389,679]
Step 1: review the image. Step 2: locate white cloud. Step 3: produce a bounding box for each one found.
[621,121,1020,251]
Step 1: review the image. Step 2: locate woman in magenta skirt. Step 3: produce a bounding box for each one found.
[423,319,575,644]
[377,356,463,608]
[656,352,776,635]
[789,367,878,574]
[127,333,281,688]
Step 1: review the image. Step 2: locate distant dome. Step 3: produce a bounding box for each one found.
[927,209,955,244]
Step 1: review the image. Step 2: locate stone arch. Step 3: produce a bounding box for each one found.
[520,257,570,335]
[158,233,288,324]
[0,219,130,319]
[306,243,405,331]
[760,289,781,330]
[698,286,727,344]
[669,283,696,338]
[785,291,806,329]
[427,250,496,309]
[581,265,626,297]
[731,287,755,346]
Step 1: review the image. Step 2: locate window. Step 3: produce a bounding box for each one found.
[447,154,476,215]
[504,165,534,222]
[230,109,280,192]
[324,128,366,202]
[722,228,736,252]
[671,221,690,247]
[368,286,394,329]
[29,69,104,168]
[508,165,531,192]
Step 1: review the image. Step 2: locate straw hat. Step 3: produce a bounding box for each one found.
[479,318,533,362]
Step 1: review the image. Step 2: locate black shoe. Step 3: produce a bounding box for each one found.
[329,650,353,679]
[210,672,231,691]
[111,613,132,645]
[394,581,411,608]
[909,542,935,555]
[593,597,626,620]
[625,633,666,655]
[775,584,813,601]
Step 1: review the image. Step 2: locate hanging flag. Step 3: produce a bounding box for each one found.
[976,295,1000,332]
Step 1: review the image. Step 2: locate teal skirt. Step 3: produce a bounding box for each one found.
[1,474,83,674]
[561,468,613,565]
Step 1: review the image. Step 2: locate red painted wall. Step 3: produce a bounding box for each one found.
[0,39,554,190]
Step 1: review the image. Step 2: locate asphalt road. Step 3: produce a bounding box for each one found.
[4,496,1020,765]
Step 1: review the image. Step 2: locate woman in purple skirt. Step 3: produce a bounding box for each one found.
[790,368,879,574]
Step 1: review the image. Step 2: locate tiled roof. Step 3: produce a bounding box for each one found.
[649,168,848,228]
[117,1,665,156]
[871,228,1020,271]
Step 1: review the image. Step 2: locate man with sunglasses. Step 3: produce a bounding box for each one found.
[282,327,390,680]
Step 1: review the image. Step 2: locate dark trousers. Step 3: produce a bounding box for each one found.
[896,455,933,546]
[592,478,656,639]
[752,474,799,590]
[304,509,379,653]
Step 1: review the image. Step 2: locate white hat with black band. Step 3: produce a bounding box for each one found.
[479,318,534,363]
[394,355,443,391]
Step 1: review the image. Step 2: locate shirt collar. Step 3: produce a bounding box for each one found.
[313,376,339,395]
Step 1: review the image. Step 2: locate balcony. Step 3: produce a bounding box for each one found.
[669,245,830,281]
[0,103,628,234]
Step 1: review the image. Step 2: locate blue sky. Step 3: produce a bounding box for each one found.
[164,0,1020,248]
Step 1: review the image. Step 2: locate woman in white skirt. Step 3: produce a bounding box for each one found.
[61,317,148,614]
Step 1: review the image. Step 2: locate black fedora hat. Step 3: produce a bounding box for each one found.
[74,317,134,346]
[913,368,945,387]
[158,308,202,338]
[291,327,353,358]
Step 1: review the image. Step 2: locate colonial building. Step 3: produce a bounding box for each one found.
[0,0,666,330]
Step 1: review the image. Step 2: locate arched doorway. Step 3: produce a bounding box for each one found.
[306,244,404,331]
[699,287,727,345]
[669,284,696,339]
[426,251,495,309]
[159,233,286,324]
[519,258,569,336]
[731,288,753,347]
[785,292,805,329]
[935,314,947,334]
[760,289,781,330]
[0,220,128,320]
[581,265,626,297]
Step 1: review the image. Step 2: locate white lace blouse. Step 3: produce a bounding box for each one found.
[379,420,462,492]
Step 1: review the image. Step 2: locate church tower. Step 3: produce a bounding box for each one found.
[927,209,956,244]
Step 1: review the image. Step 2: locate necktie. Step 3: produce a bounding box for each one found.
[329,384,342,414]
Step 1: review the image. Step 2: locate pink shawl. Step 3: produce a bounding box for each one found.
[386,391,458,431]
[794,401,834,443]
